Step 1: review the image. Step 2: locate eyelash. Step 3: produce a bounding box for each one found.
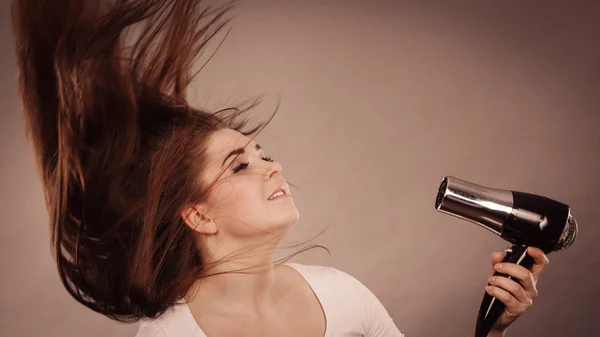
[232,156,273,173]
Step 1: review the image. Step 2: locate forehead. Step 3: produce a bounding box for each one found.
[206,128,254,159]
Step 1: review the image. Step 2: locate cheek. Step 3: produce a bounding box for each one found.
[209,181,264,215]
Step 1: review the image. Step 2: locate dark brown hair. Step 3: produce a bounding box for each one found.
[10,0,284,322]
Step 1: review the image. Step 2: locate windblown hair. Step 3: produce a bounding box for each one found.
[11,0,272,322]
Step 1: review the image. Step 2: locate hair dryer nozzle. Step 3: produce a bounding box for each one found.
[435,176,514,236]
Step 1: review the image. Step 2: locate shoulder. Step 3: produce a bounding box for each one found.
[285,263,405,336]
[284,262,356,281]
[135,321,167,337]
[134,301,201,337]
[283,263,376,302]
[285,263,368,286]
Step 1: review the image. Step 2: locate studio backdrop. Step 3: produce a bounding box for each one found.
[1,1,598,336]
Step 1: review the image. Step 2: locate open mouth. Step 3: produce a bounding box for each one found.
[268,186,289,200]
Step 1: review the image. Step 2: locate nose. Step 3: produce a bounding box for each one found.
[267,161,283,180]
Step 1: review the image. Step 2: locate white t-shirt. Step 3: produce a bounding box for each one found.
[134,263,404,337]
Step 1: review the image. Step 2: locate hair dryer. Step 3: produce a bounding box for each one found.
[434,176,578,337]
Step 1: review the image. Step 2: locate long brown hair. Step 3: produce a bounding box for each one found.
[10,0,282,322]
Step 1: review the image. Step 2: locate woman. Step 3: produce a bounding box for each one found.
[11,0,549,336]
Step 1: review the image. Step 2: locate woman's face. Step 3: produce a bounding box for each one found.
[198,128,299,239]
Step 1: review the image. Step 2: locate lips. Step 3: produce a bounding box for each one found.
[268,185,289,200]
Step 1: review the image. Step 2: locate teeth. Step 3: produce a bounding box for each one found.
[269,190,285,200]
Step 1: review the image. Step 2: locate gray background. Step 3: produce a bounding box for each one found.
[1,0,599,336]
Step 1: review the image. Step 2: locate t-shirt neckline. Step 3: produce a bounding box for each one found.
[179,263,329,337]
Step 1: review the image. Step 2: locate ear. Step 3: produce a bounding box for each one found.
[180,204,217,235]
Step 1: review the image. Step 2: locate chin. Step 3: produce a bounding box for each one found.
[272,208,300,232]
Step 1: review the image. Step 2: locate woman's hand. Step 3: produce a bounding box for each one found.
[485,247,550,333]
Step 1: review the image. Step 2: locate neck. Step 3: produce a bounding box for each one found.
[186,246,286,314]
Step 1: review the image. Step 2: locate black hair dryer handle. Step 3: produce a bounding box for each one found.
[475,243,535,337]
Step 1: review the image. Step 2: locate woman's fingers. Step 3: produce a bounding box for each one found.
[483,248,549,328]
[488,247,549,281]
[488,275,531,304]
[485,284,532,320]
[492,262,538,299]
[489,251,506,277]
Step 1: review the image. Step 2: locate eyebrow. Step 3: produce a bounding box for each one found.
[221,143,262,167]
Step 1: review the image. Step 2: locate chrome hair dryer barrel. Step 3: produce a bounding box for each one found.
[435,176,578,337]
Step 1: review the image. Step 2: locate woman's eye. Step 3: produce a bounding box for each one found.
[232,156,274,173]
[232,162,248,173]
